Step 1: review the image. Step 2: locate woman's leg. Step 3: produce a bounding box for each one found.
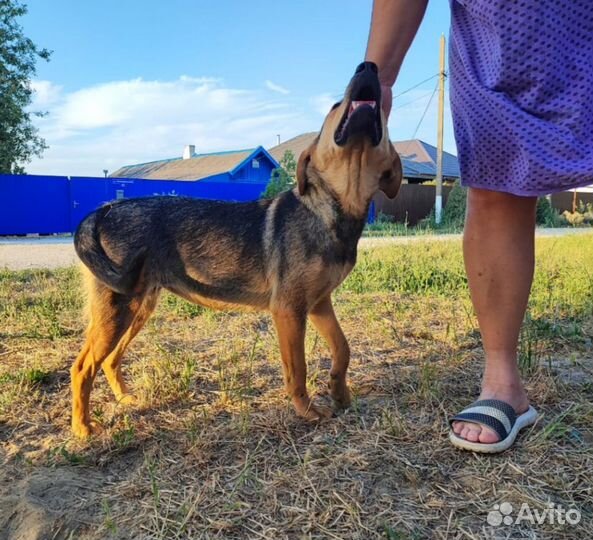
[453,187,537,443]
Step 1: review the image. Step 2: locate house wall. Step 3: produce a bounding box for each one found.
[230,158,276,183]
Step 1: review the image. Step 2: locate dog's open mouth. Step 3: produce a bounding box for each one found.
[334,62,382,147]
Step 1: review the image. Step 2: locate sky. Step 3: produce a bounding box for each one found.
[22,0,454,177]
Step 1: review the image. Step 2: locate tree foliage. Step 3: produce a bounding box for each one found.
[535,196,563,227]
[441,182,467,228]
[0,0,51,174]
[262,150,296,198]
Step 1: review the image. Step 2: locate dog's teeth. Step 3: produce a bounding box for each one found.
[351,100,376,110]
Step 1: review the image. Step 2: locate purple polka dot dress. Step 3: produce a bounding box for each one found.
[449,0,593,196]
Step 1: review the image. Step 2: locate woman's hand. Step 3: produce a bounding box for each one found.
[365,0,428,121]
[381,84,393,119]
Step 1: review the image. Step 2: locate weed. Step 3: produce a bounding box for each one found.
[48,443,86,466]
[101,499,117,534]
[112,415,135,449]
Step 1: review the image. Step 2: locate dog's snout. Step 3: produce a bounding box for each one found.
[355,61,378,75]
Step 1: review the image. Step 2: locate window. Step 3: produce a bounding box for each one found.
[116,189,125,200]
[252,159,260,169]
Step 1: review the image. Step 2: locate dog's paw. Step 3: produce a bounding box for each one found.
[331,386,352,410]
[307,403,334,421]
[71,420,103,439]
[294,398,334,421]
[329,378,352,409]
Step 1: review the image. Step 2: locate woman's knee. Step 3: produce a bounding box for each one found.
[467,187,536,216]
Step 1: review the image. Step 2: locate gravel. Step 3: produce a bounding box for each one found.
[1,228,591,271]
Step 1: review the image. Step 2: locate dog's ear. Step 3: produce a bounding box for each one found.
[296,145,313,196]
[379,149,402,199]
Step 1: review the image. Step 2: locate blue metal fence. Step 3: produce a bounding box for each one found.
[0,174,270,236]
[0,173,375,236]
[0,175,71,235]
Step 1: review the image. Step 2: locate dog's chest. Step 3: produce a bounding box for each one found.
[324,261,355,292]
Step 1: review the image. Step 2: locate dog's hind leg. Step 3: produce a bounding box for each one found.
[272,306,333,421]
[70,275,155,438]
[101,288,159,405]
[308,295,351,409]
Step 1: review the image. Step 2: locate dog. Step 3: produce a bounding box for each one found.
[70,61,402,438]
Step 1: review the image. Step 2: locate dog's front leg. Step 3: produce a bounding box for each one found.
[272,307,333,421]
[309,295,352,409]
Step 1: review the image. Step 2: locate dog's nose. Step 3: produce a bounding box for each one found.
[355,61,378,75]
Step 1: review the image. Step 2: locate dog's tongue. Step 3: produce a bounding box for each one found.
[349,100,376,116]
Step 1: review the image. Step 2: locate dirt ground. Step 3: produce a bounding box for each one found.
[1,237,592,539]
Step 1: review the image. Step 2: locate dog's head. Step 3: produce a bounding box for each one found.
[297,61,402,217]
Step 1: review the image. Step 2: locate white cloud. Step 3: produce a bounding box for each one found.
[264,80,290,95]
[26,77,456,177]
[310,93,339,117]
[27,76,315,176]
[29,80,62,109]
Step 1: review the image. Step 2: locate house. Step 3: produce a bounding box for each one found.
[111,145,279,184]
[269,133,460,183]
[392,139,460,183]
[0,146,281,236]
[59,146,281,232]
[269,133,462,225]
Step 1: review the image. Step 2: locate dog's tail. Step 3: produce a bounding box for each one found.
[74,205,145,296]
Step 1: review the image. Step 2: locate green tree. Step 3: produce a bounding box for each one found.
[535,196,562,227]
[442,182,467,228]
[0,0,51,174]
[262,150,296,198]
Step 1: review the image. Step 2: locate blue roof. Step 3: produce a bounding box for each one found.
[229,146,279,176]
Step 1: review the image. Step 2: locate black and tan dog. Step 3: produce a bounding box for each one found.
[71,61,402,438]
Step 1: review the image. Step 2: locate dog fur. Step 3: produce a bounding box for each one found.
[70,62,402,438]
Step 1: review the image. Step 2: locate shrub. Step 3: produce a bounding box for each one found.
[416,183,466,231]
[562,202,593,227]
[442,183,467,228]
[261,150,296,198]
[536,197,563,227]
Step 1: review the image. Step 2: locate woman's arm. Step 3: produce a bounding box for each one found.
[365,0,429,117]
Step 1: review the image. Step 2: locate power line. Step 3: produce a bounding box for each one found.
[393,74,439,100]
[409,80,439,139]
[400,79,439,156]
[392,88,438,111]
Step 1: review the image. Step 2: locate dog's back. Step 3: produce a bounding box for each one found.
[75,192,365,306]
[75,196,273,302]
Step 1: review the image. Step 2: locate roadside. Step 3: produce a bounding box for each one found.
[1,228,592,271]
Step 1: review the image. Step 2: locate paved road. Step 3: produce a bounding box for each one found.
[1,228,592,271]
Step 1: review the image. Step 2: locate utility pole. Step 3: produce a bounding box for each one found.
[435,34,446,225]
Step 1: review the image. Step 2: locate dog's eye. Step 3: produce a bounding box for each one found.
[331,102,341,111]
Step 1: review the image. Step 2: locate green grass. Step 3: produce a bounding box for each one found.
[0,234,592,539]
[348,235,593,318]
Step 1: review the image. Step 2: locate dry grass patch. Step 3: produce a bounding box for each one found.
[1,235,592,539]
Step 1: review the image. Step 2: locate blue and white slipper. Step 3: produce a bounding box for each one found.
[449,399,538,454]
